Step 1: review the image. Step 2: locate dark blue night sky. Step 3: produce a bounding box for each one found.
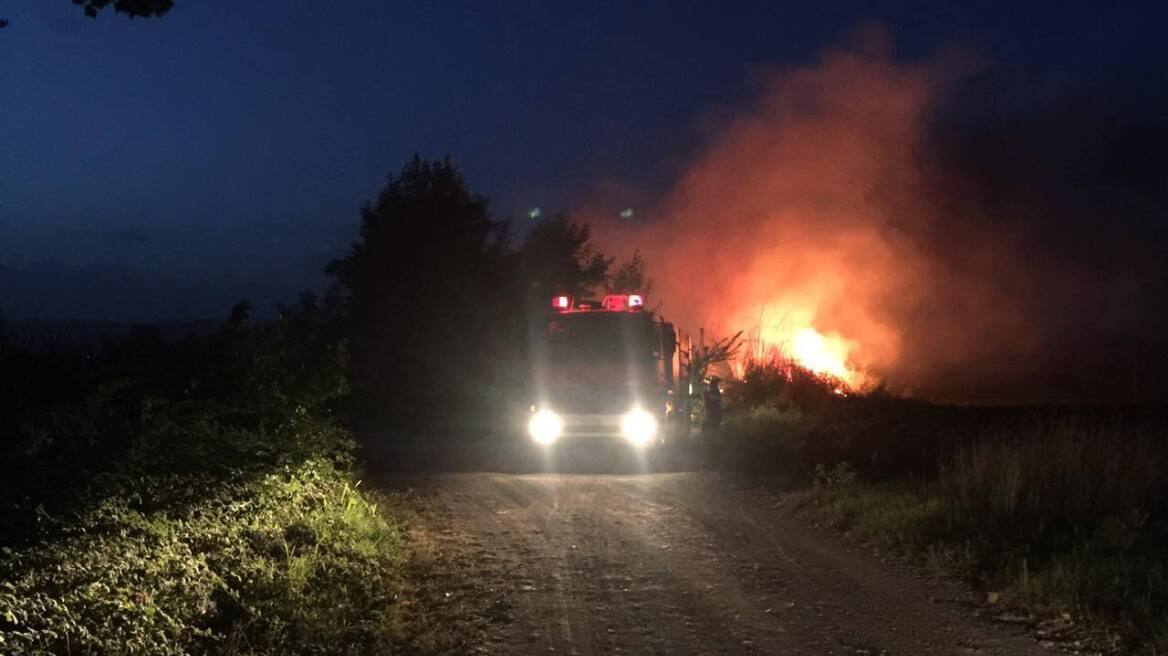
[2,1,1165,320]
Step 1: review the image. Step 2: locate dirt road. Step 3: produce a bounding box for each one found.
[395,471,1052,655]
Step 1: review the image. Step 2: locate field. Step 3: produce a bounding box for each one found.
[718,361,1168,653]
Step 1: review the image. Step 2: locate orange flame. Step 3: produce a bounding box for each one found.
[790,327,854,381]
[590,43,937,394]
[744,313,863,387]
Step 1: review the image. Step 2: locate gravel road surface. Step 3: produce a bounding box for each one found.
[391,470,1051,655]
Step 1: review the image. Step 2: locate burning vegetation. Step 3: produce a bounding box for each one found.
[596,38,1168,402]
[594,42,942,394]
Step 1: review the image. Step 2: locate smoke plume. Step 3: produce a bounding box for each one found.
[594,40,1168,402]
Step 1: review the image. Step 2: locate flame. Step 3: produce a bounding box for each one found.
[790,327,853,380]
[730,299,865,387]
[590,45,931,394]
[751,320,862,387]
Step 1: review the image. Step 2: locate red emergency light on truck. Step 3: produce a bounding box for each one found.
[528,293,680,447]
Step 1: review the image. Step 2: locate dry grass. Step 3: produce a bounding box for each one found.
[941,421,1165,538]
[792,419,1168,653]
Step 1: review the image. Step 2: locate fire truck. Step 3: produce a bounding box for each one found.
[526,292,681,447]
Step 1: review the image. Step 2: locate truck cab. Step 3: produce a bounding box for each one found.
[527,293,678,447]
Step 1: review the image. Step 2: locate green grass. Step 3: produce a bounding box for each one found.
[0,301,441,655]
[790,421,1168,653]
[0,460,413,655]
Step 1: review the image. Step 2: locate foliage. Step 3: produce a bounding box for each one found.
[939,422,1165,543]
[727,357,1168,648]
[328,156,515,428]
[1,296,351,530]
[0,1,170,31]
[607,250,652,296]
[731,355,847,410]
[722,404,807,442]
[0,461,409,655]
[717,358,1039,479]
[327,156,627,431]
[73,0,174,19]
[0,296,415,654]
[792,419,1168,652]
[812,461,859,488]
[680,331,742,428]
[685,331,742,387]
[519,214,611,301]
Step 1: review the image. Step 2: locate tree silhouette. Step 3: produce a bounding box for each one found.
[326,157,655,429]
[2,1,172,29]
[73,0,174,19]
[519,214,611,302]
[328,156,512,427]
[608,250,653,295]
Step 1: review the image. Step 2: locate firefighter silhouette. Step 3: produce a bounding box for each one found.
[702,376,722,434]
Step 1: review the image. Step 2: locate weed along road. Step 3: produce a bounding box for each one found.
[394,471,1051,656]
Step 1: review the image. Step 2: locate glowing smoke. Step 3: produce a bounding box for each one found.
[595,43,955,390]
[589,37,1168,401]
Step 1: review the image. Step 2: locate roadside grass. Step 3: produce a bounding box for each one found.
[0,300,448,655]
[1,460,413,655]
[788,421,1168,653]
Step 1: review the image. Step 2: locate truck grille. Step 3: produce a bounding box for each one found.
[549,387,654,414]
[560,413,623,437]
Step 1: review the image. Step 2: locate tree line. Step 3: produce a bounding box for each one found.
[326,155,647,431]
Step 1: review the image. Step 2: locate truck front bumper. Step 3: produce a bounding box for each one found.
[527,409,661,446]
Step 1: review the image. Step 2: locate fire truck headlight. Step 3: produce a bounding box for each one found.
[528,409,562,445]
[621,409,657,447]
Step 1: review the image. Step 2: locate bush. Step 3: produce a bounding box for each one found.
[729,356,846,411]
[720,359,953,478]
[723,404,808,442]
[940,421,1166,544]
[0,460,409,655]
[793,419,1168,650]
[0,298,418,654]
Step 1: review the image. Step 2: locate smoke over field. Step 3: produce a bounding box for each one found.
[596,42,1168,402]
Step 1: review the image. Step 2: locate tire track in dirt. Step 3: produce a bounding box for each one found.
[392,472,1054,655]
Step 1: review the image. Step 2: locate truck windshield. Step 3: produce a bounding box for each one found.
[545,313,657,366]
